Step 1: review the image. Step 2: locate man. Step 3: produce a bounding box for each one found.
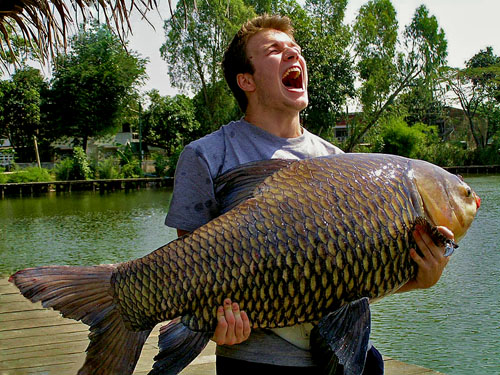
[165,14,453,374]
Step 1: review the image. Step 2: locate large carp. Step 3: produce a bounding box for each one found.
[10,153,480,375]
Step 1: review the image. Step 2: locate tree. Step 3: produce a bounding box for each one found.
[46,22,147,151]
[0,66,48,162]
[142,90,200,155]
[287,0,354,137]
[379,116,437,158]
[444,47,500,149]
[160,0,254,126]
[346,2,447,151]
[192,80,242,135]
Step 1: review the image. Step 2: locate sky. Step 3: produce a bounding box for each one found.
[125,0,500,97]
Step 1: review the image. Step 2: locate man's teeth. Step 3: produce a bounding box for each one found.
[282,67,301,80]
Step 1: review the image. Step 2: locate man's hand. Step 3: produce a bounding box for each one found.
[398,225,454,293]
[212,298,251,345]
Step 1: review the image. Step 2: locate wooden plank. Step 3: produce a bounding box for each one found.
[0,309,66,323]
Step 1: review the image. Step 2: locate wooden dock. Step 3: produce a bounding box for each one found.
[444,164,500,174]
[0,278,444,374]
[0,177,173,199]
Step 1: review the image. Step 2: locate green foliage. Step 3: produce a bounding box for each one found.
[116,144,143,178]
[55,147,91,180]
[161,0,254,124]
[353,0,398,112]
[0,66,49,162]
[152,153,169,177]
[420,142,475,167]
[449,47,500,149]
[379,116,437,158]
[0,167,7,183]
[0,24,42,69]
[142,91,202,153]
[6,166,53,183]
[54,158,74,181]
[95,157,122,179]
[121,160,143,178]
[192,81,241,135]
[288,0,354,135]
[346,2,448,151]
[46,21,147,150]
[72,147,92,180]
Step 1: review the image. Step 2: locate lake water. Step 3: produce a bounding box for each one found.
[0,175,498,375]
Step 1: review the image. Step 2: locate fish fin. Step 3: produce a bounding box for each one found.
[149,318,212,375]
[413,217,458,256]
[311,297,371,375]
[9,265,151,375]
[214,159,295,214]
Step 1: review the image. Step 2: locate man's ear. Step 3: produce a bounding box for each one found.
[237,72,255,92]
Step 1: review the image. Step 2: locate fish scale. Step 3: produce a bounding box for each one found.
[111,155,422,332]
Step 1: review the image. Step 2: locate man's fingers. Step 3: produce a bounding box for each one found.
[212,299,251,345]
[213,305,228,345]
[223,299,236,344]
[232,302,244,342]
[240,310,251,339]
[413,226,431,258]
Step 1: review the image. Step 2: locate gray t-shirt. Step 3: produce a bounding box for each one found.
[165,118,343,366]
[165,119,342,231]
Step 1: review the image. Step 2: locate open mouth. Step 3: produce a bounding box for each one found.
[282,67,303,90]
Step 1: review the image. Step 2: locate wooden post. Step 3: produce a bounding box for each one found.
[33,136,41,168]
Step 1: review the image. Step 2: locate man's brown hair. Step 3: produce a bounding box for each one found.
[222,14,295,112]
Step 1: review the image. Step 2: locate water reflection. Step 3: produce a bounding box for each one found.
[0,189,177,275]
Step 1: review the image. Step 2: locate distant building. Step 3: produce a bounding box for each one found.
[333,113,361,142]
[0,139,14,168]
[51,124,142,160]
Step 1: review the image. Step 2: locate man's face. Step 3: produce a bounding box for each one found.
[245,29,308,113]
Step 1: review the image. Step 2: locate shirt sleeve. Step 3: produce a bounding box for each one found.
[165,145,220,232]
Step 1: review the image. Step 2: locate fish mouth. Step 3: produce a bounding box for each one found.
[282,66,303,90]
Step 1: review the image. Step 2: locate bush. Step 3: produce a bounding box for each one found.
[152,152,168,177]
[72,147,91,180]
[472,143,500,165]
[7,166,53,183]
[54,147,91,180]
[380,117,428,158]
[54,158,74,180]
[121,159,143,178]
[0,167,7,183]
[96,157,122,179]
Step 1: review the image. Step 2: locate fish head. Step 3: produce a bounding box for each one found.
[411,161,480,242]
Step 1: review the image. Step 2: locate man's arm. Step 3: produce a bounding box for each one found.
[397,225,454,293]
[176,229,251,345]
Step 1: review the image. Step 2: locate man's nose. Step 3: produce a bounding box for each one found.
[283,47,299,61]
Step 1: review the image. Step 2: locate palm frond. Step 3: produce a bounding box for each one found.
[0,0,163,66]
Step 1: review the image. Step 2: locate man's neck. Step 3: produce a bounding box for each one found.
[244,110,302,138]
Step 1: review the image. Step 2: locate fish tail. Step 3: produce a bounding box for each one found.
[9,265,152,375]
[149,318,212,375]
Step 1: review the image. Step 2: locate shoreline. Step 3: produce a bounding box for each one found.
[1,164,499,199]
